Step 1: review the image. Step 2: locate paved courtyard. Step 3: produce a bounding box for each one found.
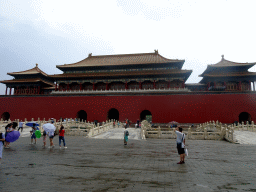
[0,135,256,192]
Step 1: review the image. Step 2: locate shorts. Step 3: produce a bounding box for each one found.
[49,136,54,139]
[177,143,185,155]
[31,134,36,139]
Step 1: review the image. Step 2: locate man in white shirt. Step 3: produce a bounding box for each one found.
[175,127,185,164]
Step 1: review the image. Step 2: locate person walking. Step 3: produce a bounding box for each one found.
[175,127,186,164]
[59,125,67,149]
[48,120,55,148]
[0,131,5,163]
[30,123,38,145]
[18,120,24,132]
[124,127,129,145]
[42,130,47,148]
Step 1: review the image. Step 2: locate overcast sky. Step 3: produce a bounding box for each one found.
[1,0,256,94]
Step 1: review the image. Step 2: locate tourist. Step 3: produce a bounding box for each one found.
[0,131,5,163]
[30,123,37,144]
[48,120,55,148]
[175,127,186,164]
[59,125,67,149]
[42,130,47,148]
[4,123,13,148]
[124,127,129,145]
[18,120,24,132]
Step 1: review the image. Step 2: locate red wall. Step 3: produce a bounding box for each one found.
[0,93,256,123]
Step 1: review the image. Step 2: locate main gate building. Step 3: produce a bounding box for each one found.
[1,50,256,123]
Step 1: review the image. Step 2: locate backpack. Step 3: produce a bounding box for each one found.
[126,131,129,136]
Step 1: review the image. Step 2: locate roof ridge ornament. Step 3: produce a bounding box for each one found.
[221,55,224,60]
[154,49,158,54]
[36,63,38,67]
[88,53,92,57]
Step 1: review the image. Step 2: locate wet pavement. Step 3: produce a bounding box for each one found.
[234,130,256,144]
[93,128,142,140]
[0,137,256,192]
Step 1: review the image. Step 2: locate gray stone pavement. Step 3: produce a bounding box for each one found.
[234,131,256,144]
[0,136,256,192]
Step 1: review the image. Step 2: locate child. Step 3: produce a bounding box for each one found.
[0,132,5,163]
[124,127,129,145]
[59,125,67,149]
[4,123,13,148]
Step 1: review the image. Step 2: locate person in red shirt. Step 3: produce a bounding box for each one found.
[59,125,67,149]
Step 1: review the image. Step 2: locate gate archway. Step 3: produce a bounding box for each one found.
[140,110,152,121]
[239,112,251,123]
[77,110,87,122]
[107,108,119,121]
[1,112,10,121]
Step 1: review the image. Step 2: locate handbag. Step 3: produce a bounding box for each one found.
[185,148,188,156]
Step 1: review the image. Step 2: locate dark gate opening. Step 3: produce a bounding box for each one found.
[1,112,10,121]
[107,108,119,121]
[140,110,152,121]
[77,110,87,122]
[239,112,251,123]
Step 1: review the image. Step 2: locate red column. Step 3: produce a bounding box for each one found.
[239,81,241,91]
[67,83,70,91]
[224,82,226,91]
[249,81,251,91]
[9,87,12,95]
[34,86,36,95]
[207,82,210,90]
[139,82,142,89]
[55,83,57,91]
[106,83,109,90]
[5,87,8,95]
[38,86,41,94]
[168,81,170,88]
[93,83,95,90]
[214,82,216,88]
[153,80,156,89]
[80,83,82,90]
[182,80,185,88]
[125,82,128,89]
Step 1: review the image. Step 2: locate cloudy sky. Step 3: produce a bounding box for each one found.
[0,0,256,94]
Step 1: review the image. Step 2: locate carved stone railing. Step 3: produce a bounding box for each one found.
[51,87,190,95]
[142,120,235,143]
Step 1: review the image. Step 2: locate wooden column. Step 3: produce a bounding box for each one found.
[214,82,216,88]
[168,81,170,88]
[207,82,210,90]
[38,86,41,94]
[139,81,142,89]
[106,83,109,90]
[9,87,12,95]
[125,82,128,89]
[67,83,70,91]
[153,80,156,89]
[5,87,8,95]
[182,80,185,88]
[239,81,241,91]
[55,83,57,91]
[249,81,251,91]
[224,82,226,91]
[80,83,82,90]
[93,83,95,90]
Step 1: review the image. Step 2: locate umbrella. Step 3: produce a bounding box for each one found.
[169,121,178,124]
[5,131,20,142]
[43,123,56,133]
[25,122,39,127]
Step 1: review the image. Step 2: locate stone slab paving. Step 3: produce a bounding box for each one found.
[93,128,142,140]
[234,131,256,144]
[0,137,256,191]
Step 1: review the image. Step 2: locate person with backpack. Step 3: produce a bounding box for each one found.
[175,127,186,164]
[124,127,129,145]
[30,123,38,145]
[0,131,5,163]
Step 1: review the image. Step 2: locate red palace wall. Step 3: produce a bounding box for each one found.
[0,93,256,124]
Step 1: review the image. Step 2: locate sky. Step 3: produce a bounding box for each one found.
[0,0,256,95]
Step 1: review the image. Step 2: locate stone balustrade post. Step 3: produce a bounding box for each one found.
[188,127,191,139]
[204,128,207,140]
[252,121,255,132]
[157,126,161,138]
